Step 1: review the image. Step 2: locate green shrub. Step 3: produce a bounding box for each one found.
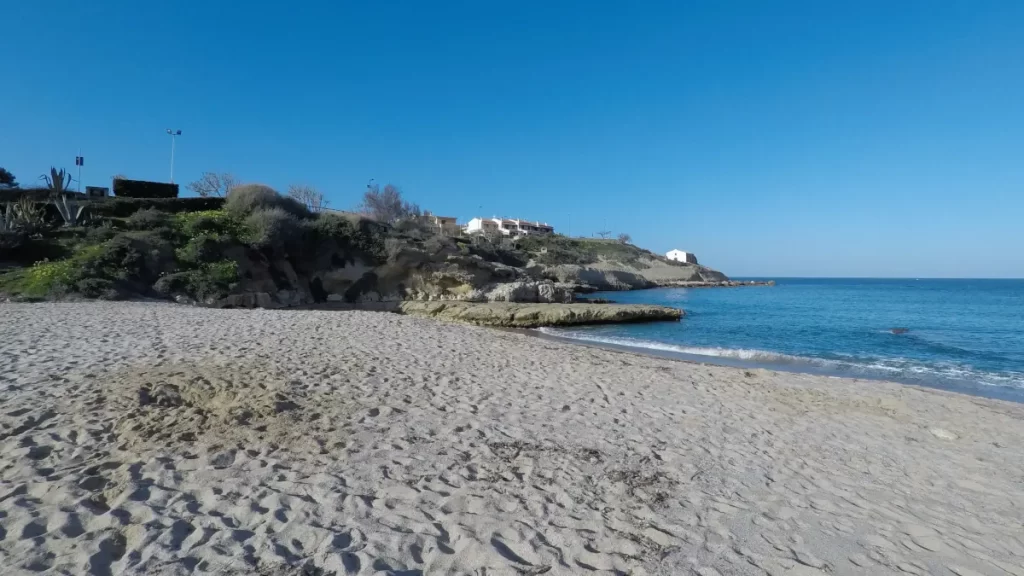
[202,260,238,284]
[0,243,105,298]
[175,233,227,265]
[243,207,303,249]
[25,259,80,293]
[81,231,175,285]
[307,211,356,239]
[154,260,238,301]
[172,209,245,238]
[225,184,310,219]
[85,221,123,243]
[307,212,386,262]
[126,208,171,230]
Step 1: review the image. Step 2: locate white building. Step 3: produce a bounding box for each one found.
[465,217,554,237]
[465,217,501,235]
[666,249,698,264]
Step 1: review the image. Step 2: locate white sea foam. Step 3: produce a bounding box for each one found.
[537,328,1024,391]
[538,329,824,364]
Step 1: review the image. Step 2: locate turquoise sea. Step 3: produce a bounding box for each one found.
[541,278,1024,403]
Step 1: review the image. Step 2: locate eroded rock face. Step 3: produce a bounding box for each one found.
[538,282,575,303]
[543,265,654,291]
[206,231,731,309]
[483,281,575,304]
[486,281,538,303]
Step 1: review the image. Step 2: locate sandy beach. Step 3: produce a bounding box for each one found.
[1,303,1023,575]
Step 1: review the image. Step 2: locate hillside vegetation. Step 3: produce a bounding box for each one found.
[1,186,727,306]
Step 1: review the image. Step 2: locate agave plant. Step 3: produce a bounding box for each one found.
[54,195,88,227]
[13,197,46,231]
[40,167,72,193]
[40,167,87,226]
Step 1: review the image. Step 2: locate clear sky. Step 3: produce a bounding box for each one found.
[3,1,1022,277]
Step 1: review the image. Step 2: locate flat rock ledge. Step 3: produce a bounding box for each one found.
[652,279,775,288]
[397,301,684,328]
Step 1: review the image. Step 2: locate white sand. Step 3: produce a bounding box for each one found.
[1,303,1023,576]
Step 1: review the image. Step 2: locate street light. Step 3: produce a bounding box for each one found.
[166,129,182,183]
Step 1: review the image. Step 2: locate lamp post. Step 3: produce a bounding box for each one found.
[166,129,182,183]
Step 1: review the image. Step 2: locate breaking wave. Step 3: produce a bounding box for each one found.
[537,328,1024,393]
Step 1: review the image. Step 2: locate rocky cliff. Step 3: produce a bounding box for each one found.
[218,231,731,308]
[1,188,732,312]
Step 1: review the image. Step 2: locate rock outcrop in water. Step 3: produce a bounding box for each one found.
[397,301,684,328]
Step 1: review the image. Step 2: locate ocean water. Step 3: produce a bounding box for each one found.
[541,278,1024,402]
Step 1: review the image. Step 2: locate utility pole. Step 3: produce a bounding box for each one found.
[166,129,182,183]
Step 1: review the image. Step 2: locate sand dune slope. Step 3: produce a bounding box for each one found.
[1,303,1023,575]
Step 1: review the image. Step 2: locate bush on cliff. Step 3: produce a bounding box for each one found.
[172,209,246,239]
[80,231,176,287]
[307,212,387,263]
[0,229,177,299]
[0,243,107,298]
[225,184,311,219]
[242,207,304,250]
[126,208,171,230]
[175,233,229,265]
[153,260,238,302]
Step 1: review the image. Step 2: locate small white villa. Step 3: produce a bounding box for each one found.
[666,249,698,264]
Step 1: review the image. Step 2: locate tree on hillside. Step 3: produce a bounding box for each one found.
[617,233,632,244]
[288,184,329,213]
[595,230,611,239]
[0,167,17,188]
[359,182,421,223]
[187,172,236,197]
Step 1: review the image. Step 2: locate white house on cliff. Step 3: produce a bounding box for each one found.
[465,217,554,237]
[666,249,698,264]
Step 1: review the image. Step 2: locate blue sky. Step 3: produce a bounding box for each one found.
[2,1,1022,277]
